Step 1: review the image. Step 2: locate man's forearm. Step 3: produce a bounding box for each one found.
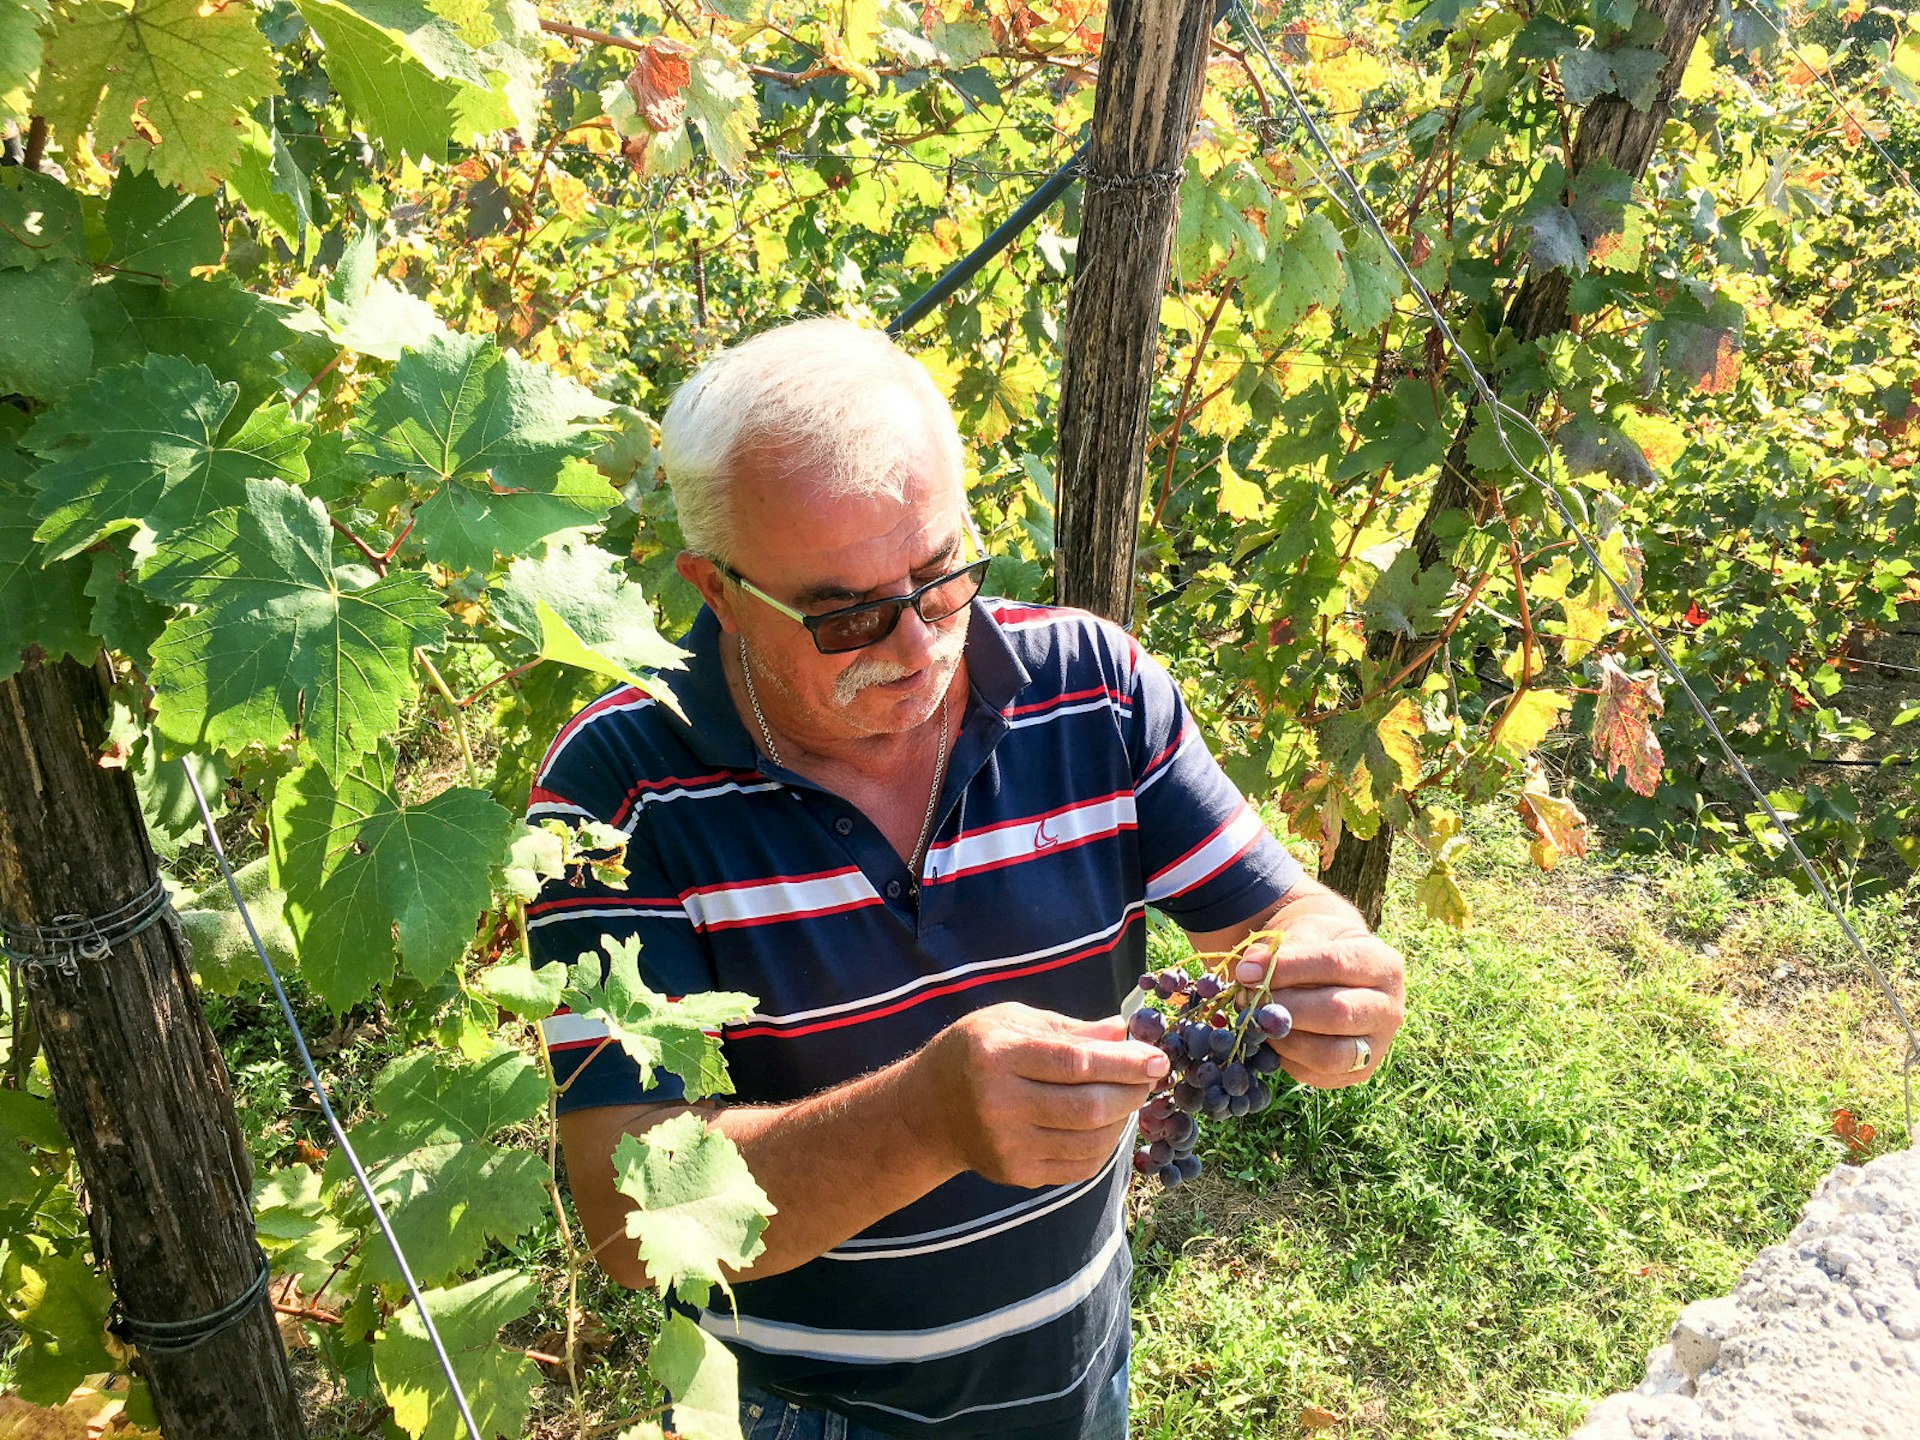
[563,1045,961,1289]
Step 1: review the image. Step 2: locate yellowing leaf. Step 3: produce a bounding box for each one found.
[1495,688,1569,753]
[1216,455,1265,522]
[621,36,693,131]
[1619,411,1687,471]
[37,0,276,193]
[1413,859,1470,928]
[1554,577,1610,665]
[1517,763,1590,872]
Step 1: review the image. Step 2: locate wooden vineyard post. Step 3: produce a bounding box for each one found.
[0,654,307,1440]
[1053,0,1218,625]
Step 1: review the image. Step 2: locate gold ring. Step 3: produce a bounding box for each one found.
[1346,1036,1372,1074]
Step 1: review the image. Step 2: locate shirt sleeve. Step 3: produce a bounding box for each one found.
[525,706,715,1115]
[1120,633,1303,933]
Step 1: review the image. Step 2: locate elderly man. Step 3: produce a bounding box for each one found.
[527,318,1403,1440]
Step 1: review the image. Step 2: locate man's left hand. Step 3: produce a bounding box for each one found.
[1230,910,1404,1090]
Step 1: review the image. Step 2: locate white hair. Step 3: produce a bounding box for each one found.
[658,318,964,563]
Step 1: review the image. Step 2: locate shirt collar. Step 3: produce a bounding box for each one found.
[655,599,1031,770]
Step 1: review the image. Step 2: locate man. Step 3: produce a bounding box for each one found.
[527,318,1404,1440]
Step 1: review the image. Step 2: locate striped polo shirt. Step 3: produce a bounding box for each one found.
[527,597,1301,1439]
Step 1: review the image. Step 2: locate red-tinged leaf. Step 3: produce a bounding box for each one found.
[624,37,695,133]
[1591,656,1665,797]
[1300,1404,1341,1429]
[1832,1108,1856,1137]
[1682,601,1708,627]
[1517,764,1590,872]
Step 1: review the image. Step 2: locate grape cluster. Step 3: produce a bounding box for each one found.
[1126,964,1291,1190]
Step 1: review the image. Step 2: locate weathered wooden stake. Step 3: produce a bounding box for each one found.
[0,653,306,1440]
[1054,0,1218,625]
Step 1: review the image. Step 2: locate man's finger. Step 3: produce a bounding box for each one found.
[1270,1029,1380,1077]
[1233,935,1405,993]
[1011,1032,1170,1087]
[1254,983,1397,1039]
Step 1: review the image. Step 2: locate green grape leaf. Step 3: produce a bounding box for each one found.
[373,1270,541,1440]
[413,463,616,574]
[1338,229,1401,334]
[36,0,277,194]
[355,1141,551,1287]
[0,455,96,683]
[85,547,167,671]
[562,935,754,1101]
[1,1244,117,1404]
[1524,206,1587,274]
[0,0,48,125]
[85,270,310,416]
[1358,548,1453,638]
[0,170,86,269]
[25,355,310,560]
[269,752,512,1008]
[252,1165,358,1291]
[951,351,1045,445]
[647,1313,741,1440]
[321,228,449,359]
[493,534,688,681]
[1592,656,1664,796]
[471,955,567,1019]
[345,1047,548,1158]
[1246,211,1343,339]
[0,261,93,398]
[227,114,315,253]
[0,1088,66,1152]
[611,1111,773,1307]
[1556,47,1616,106]
[137,479,445,773]
[104,168,222,285]
[354,329,612,489]
[294,0,501,163]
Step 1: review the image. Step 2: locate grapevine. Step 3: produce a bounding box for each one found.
[1127,930,1293,1189]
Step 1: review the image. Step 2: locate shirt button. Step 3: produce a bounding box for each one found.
[884,879,903,899]
[834,816,854,836]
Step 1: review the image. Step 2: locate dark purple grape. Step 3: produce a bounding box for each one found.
[1167,1111,1197,1148]
[1175,1153,1201,1182]
[1137,973,1156,994]
[1250,1044,1282,1075]
[1228,1091,1252,1117]
[1157,1162,1182,1188]
[1254,1003,1292,1038]
[1194,974,1223,1000]
[1181,1021,1212,1055]
[1246,1078,1272,1113]
[1133,1149,1156,1174]
[1171,1081,1204,1112]
[1187,1058,1221,1090]
[1220,1062,1250,1097]
[1203,1081,1229,1110]
[1128,1008,1166,1044]
[1146,1139,1172,1166]
[1208,1026,1236,1060]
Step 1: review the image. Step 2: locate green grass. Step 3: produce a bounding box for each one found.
[1125,815,1915,1440]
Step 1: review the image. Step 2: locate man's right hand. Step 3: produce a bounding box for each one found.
[920,1002,1170,1189]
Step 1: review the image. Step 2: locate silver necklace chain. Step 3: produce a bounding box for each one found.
[739,635,949,888]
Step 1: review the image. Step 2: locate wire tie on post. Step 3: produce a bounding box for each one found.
[0,876,171,982]
[109,1247,272,1356]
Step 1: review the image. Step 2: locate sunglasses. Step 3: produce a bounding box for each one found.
[716,555,992,655]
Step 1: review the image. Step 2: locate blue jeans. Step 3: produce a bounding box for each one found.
[736,1361,1130,1440]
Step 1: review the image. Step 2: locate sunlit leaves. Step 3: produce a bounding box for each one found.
[646,1314,740,1440]
[269,748,512,1009]
[1644,292,1744,395]
[605,37,757,177]
[136,479,444,772]
[0,0,48,125]
[0,1245,115,1404]
[1592,656,1665,797]
[1320,695,1424,807]
[24,356,309,560]
[611,1112,773,1307]
[0,452,94,683]
[1360,548,1453,638]
[373,1270,541,1440]
[492,535,688,692]
[1517,763,1590,872]
[296,227,449,361]
[561,936,754,1101]
[37,0,276,193]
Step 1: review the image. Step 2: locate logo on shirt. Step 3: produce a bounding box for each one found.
[1033,816,1062,851]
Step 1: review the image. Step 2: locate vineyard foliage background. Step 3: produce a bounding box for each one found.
[2,0,1919,1435]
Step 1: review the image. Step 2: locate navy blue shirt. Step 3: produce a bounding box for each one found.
[528,598,1302,1438]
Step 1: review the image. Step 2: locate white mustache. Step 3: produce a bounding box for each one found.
[833,618,968,706]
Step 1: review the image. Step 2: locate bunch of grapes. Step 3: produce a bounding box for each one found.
[1126,953,1291,1190]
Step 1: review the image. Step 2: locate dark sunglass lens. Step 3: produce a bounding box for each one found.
[816,603,897,653]
[918,562,988,623]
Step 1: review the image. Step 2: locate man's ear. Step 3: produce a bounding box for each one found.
[676,551,739,631]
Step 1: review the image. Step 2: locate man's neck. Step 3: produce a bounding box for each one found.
[724,645,965,785]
